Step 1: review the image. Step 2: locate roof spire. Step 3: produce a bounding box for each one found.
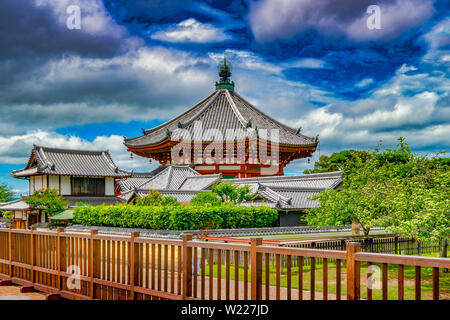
[216,54,235,90]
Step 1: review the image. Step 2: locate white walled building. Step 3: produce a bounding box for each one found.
[0,145,131,228]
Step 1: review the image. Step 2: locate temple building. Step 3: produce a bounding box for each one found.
[0,145,131,228]
[124,58,318,178]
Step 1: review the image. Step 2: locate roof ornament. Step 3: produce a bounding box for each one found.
[215,54,235,91]
[315,134,319,142]
[247,120,252,128]
[141,128,147,135]
[177,121,183,128]
[296,127,302,134]
[51,164,56,171]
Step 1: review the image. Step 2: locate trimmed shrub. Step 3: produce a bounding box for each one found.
[190,192,222,206]
[73,203,278,230]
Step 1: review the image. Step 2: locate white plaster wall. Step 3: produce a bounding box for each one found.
[105,177,114,196]
[34,175,43,191]
[48,175,59,192]
[60,176,71,195]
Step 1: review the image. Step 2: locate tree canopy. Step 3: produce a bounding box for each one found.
[25,189,68,217]
[190,192,222,206]
[135,190,180,206]
[304,138,449,242]
[0,184,14,203]
[211,181,256,204]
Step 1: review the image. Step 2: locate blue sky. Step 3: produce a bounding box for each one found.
[0,0,449,195]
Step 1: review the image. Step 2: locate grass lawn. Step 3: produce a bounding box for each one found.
[232,229,390,241]
[203,252,449,300]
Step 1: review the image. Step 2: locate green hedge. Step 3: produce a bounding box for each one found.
[73,204,278,230]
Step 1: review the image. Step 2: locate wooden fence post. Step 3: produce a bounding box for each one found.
[57,227,65,291]
[182,234,193,299]
[30,227,36,284]
[251,238,263,300]
[89,230,98,299]
[8,227,13,278]
[129,232,139,300]
[346,242,361,300]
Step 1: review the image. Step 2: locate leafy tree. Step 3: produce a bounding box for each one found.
[135,190,163,206]
[161,196,180,206]
[211,181,256,204]
[304,138,449,244]
[190,192,222,206]
[25,189,68,217]
[304,149,373,175]
[135,190,180,206]
[0,184,14,202]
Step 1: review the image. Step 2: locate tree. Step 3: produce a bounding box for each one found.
[211,181,256,204]
[161,196,180,206]
[304,138,449,242]
[135,190,163,206]
[304,149,373,175]
[190,192,222,206]
[135,190,180,206]
[25,189,68,217]
[0,184,14,203]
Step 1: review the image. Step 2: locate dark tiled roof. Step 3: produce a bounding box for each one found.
[116,167,167,191]
[116,166,342,210]
[229,171,343,189]
[137,165,200,190]
[12,145,131,178]
[124,89,318,148]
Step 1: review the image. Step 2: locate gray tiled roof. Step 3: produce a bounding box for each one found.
[124,89,318,147]
[229,171,343,189]
[178,174,221,191]
[13,145,131,178]
[138,165,200,190]
[0,199,30,210]
[116,166,342,211]
[116,167,167,191]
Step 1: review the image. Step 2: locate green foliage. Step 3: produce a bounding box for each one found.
[161,196,180,206]
[25,189,68,217]
[73,203,278,230]
[190,192,222,206]
[211,181,256,204]
[135,190,180,206]
[0,184,14,203]
[135,190,164,206]
[304,149,373,175]
[304,138,449,242]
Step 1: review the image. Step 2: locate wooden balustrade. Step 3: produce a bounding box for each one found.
[0,228,448,300]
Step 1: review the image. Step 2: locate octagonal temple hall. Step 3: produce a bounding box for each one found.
[124,57,318,178]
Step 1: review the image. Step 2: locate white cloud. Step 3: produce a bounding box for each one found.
[151,18,230,43]
[0,130,153,171]
[355,78,375,88]
[249,0,435,42]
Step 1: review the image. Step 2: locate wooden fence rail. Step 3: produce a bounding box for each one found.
[0,228,448,300]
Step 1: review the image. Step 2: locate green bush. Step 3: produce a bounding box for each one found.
[73,203,278,230]
[190,192,222,206]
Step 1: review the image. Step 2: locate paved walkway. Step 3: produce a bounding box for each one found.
[0,285,46,300]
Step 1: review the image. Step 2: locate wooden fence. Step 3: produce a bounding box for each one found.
[0,228,448,300]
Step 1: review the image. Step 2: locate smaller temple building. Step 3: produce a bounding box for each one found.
[0,145,131,228]
[117,165,342,226]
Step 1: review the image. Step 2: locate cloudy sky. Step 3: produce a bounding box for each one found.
[0,0,449,194]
